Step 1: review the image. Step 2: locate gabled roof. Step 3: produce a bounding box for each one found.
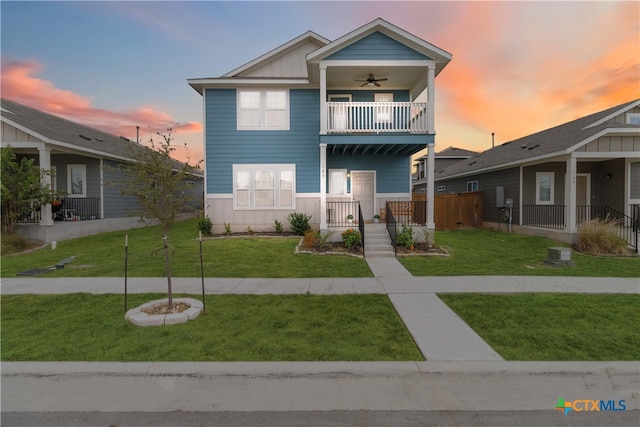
[223,31,330,77]
[306,18,452,76]
[415,146,477,163]
[1,98,201,174]
[436,99,640,180]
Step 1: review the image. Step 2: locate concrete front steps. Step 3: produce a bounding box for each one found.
[364,223,395,258]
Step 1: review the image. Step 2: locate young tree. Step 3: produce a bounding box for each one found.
[113,129,200,309]
[1,146,52,234]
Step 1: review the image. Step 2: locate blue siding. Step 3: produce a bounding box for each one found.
[328,155,410,193]
[205,89,320,193]
[327,90,409,102]
[326,32,430,61]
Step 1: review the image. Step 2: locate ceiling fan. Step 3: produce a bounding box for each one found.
[355,74,388,87]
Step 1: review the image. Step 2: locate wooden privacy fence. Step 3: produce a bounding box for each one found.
[412,192,483,231]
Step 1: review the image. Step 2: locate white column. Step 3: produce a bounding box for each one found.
[320,143,327,230]
[426,66,435,134]
[426,141,436,230]
[38,146,54,226]
[565,155,577,233]
[320,64,327,135]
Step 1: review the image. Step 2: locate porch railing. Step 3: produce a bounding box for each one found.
[358,205,365,257]
[326,201,360,227]
[386,201,398,254]
[522,205,565,229]
[55,198,101,221]
[326,102,428,134]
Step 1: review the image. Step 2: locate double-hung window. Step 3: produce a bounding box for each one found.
[233,164,295,209]
[466,181,478,192]
[536,172,554,205]
[238,90,289,130]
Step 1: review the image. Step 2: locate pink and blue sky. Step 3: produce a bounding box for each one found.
[2,1,638,163]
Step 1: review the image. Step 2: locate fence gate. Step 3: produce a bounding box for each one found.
[413,192,483,231]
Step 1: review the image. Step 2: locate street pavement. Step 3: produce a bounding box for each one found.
[1,257,639,424]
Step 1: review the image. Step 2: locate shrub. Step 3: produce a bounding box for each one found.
[197,215,213,236]
[303,229,317,248]
[274,219,283,233]
[1,234,27,255]
[396,225,414,249]
[315,230,331,250]
[288,212,311,236]
[341,228,362,248]
[223,222,232,236]
[246,226,255,235]
[577,218,629,255]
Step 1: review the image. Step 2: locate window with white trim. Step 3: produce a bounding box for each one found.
[374,93,393,123]
[626,113,640,125]
[233,164,295,209]
[237,89,289,130]
[466,181,478,192]
[67,164,86,197]
[329,169,347,195]
[536,172,554,205]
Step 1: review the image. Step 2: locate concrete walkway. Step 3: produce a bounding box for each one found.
[1,263,639,413]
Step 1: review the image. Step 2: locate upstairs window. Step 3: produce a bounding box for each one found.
[238,90,289,130]
[626,113,640,125]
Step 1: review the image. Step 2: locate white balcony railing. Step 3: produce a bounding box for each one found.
[326,102,429,134]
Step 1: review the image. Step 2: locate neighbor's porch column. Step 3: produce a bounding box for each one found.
[426,65,435,133]
[565,154,577,233]
[320,143,327,230]
[38,146,54,226]
[426,141,436,230]
[320,64,327,135]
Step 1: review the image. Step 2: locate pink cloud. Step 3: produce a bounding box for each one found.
[1,58,203,163]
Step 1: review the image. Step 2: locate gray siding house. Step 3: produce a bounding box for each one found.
[1,98,203,243]
[188,18,452,232]
[412,147,477,193]
[435,100,640,248]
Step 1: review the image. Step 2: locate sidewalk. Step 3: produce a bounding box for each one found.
[1,258,639,413]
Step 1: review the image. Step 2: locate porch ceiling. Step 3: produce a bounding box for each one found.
[326,142,425,157]
[325,65,425,91]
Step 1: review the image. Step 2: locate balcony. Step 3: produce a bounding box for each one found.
[326,102,429,134]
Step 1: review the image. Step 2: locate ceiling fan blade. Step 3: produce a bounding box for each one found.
[374,82,381,87]
[360,82,369,87]
[376,78,388,82]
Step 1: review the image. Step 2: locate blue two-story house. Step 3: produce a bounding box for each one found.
[188,18,451,233]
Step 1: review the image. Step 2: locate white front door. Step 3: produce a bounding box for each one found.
[352,172,374,221]
[576,173,591,224]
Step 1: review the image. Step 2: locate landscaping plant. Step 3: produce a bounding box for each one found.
[108,129,200,309]
[197,215,213,236]
[576,218,629,255]
[341,228,361,249]
[288,212,311,235]
[396,225,414,249]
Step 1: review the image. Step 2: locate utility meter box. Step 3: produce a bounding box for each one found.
[505,198,513,208]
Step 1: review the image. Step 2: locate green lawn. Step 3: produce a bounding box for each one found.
[0,293,422,361]
[400,228,639,277]
[1,219,372,278]
[439,293,640,360]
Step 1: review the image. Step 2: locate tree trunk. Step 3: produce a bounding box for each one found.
[162,232,173,309]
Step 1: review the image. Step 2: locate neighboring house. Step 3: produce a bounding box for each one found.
[435,99,640,248]
[188,18,451,232]
[412,146,477,193]
[1,98,204,243]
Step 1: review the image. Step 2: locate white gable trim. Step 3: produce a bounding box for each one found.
[224,31,330,77]
[306,18,452,64]
[584,100,640,129]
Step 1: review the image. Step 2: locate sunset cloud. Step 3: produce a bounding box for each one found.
[1,58,203,162]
